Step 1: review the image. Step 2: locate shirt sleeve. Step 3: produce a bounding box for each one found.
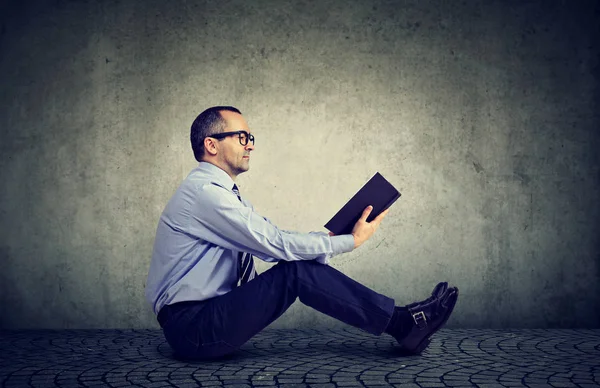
[188,183,355,263]
[256,213,341,264]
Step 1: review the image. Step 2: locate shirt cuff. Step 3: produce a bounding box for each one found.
[330,234,355,255]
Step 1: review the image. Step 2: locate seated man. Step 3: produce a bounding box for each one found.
[145,106,459,360]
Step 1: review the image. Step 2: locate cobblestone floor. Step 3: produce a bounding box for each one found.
[1,328,599,387]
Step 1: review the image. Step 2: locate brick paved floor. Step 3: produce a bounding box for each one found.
[1,328,599,387]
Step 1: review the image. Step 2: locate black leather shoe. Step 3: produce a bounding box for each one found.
[395,286,459,355]
[405,282,448,310]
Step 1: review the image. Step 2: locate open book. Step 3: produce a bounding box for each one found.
[324,172,401,235]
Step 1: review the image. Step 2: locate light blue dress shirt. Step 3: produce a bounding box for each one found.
[145,162,355,315]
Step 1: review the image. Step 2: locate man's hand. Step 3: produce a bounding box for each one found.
[351,205,390,249]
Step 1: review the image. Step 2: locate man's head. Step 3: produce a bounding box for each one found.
[190,106,255,180]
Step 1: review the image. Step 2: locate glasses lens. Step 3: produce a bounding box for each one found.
[239,132,248,146]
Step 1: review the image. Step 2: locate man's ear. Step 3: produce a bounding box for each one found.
[204,137,218,156]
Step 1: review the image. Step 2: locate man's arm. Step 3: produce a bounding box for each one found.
[254,210,331,263]
[188,183,355,263]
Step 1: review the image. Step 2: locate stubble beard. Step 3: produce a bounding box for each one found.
[230,156,249,176]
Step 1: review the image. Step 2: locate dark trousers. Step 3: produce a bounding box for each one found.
[157,260,395,360]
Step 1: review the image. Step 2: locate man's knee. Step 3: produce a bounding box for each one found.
[275,260,325,282]
[274,260,317,283]
[275,260,301,273]
[276,260,321,271]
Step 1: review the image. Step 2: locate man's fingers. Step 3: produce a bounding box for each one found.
[360,206,389,225]
[360,205,373,221]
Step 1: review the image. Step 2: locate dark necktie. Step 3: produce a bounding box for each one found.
[232,184,256,285]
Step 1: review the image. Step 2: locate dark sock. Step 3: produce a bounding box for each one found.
[384,306,414,340]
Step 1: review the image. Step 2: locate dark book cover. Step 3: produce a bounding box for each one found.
[324,172,401,235]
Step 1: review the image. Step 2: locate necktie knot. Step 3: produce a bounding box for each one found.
[232,184,241,200]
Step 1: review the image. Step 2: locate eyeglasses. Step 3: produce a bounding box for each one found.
[209,130,255,146]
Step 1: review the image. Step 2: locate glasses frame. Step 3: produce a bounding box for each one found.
[209,130,255,146]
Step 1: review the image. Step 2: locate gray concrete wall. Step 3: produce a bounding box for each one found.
[0,0,598,329]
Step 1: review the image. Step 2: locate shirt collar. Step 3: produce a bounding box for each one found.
[197,161,238,191]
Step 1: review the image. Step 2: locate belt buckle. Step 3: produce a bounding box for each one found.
[412,311,427,329]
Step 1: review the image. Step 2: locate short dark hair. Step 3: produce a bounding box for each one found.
[190,106,242,162]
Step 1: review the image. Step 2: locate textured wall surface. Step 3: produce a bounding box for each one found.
[0,0,598,329]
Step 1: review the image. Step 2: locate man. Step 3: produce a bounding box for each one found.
[145,106,458,360]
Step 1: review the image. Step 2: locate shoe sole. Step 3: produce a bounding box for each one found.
[397,287,459,355]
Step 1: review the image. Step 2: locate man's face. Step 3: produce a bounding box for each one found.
[216,110,255,178]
